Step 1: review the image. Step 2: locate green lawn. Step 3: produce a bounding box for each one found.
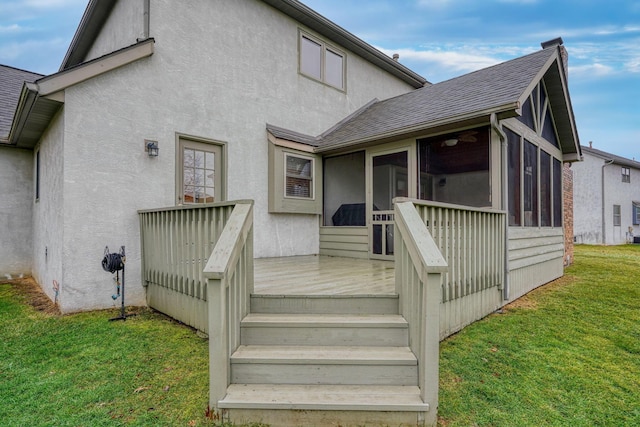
[0,281,219,426]
[438,244,640,426]
[1,244,638,426]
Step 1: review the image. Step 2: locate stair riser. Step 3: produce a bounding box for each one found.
[241,327,408,347]
[231,364,418,386]
[250,296,399,315]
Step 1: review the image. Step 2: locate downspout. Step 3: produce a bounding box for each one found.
[601,159,614,244]
[491,113,510,301]
[143,0,150,39]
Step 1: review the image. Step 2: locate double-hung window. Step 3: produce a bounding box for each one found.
[622,167,630,183]
[285,153,313,199]
[633,203,640,225]
[300,32,345,90]
[613,205,621,227]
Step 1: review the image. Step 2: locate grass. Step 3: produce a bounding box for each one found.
[1,245,638,426]
[0,279,228,427]
[438,244,640,426]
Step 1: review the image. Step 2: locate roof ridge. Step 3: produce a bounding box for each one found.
[0,63,44,77]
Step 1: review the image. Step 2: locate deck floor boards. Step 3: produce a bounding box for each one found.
[254,255,395,295]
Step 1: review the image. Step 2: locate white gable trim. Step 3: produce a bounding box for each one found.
[38,38,155,96]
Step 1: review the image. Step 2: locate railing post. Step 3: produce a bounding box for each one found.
[422,272,441,427]
[207,277,228,412]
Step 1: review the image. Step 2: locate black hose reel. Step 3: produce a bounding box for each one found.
[102,246,133,321]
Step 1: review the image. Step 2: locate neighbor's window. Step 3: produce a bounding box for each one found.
[633,203,640,225]
[622,167,630,183]
[285,153,313,199]
[613,205,621,226]
[300,32,345,90]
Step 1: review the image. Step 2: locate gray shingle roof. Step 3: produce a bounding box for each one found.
[317,46,558,149]
[0,64,43,141]
[582,145,640,170]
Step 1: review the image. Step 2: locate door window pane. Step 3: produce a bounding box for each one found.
[179,140,222,205]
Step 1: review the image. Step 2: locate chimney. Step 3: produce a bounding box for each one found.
[392,53,400,62]
[541,37,568,82]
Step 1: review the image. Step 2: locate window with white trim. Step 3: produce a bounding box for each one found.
[633,203,640,226]
[285,153,313,199]
[613,204,621,227]
[300,32,345,90]
[622,167,630,183]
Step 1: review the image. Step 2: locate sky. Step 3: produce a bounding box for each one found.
[1,0,638,160]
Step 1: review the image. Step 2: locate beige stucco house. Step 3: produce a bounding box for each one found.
[1,0,582,425]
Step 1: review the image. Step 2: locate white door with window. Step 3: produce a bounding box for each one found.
[177,138,224,205]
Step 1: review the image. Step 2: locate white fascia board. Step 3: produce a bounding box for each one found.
[38,39,155,96]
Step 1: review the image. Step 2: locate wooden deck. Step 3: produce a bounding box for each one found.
[254,255,395,295]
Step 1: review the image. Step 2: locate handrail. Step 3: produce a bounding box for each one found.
[395,197,506,215]
[394,201,447,425]
[138,199,253,214]
[202,201,254,412]
[203,202,254,280]
[395,202,448,281]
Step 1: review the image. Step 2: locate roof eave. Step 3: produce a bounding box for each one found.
[316,103,519,153]
[261,0,428,89]
[9,39,155,149]
[60,0,118,70]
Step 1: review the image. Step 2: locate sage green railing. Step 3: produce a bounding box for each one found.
[400,198,506,303]
[203,202,253,411]
[138,201,250,332]
[395,201,447,426]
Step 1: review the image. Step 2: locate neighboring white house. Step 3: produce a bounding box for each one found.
[1,0,580,315]
[0,65,43,278]
[573,144,640,244]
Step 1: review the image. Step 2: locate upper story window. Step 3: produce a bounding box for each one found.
[622,167,631,183]
[299,32,345,90]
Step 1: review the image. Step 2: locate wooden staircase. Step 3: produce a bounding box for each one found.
[218,295,430,427]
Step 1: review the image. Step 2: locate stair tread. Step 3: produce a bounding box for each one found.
[231,345,417,364]
[219,384,429,411]
[242,313,407,327]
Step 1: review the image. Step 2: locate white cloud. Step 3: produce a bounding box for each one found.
[569,63,616,78]
[0,24,24,33]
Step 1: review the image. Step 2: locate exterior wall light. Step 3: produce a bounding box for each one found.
[145,140,159,157]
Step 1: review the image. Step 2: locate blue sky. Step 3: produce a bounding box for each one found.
[1,0,638,160]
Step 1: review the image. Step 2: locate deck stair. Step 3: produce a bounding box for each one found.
[218,294,430,426]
